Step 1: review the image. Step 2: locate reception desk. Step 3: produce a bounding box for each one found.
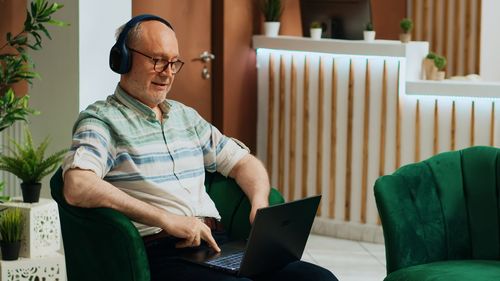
[253,35,500,243]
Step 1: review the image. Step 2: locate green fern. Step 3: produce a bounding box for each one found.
[0,127,67,184]
[0,208,23,242]
[260,0,283,22]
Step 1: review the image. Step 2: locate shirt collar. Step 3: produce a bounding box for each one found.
[113,84,170,119]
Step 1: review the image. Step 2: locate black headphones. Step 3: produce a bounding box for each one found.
[109,14,174,74]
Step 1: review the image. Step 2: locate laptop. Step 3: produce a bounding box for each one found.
[180,195,321,277]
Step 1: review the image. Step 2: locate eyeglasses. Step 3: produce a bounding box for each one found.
[129,47,185,74]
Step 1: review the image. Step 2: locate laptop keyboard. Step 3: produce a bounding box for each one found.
[206,251,244,271]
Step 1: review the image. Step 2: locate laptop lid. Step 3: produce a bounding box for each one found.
[237,195,321,276]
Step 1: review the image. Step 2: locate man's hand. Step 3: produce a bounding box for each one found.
[163,214,221,252]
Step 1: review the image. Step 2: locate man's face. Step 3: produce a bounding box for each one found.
[120,21,180,108]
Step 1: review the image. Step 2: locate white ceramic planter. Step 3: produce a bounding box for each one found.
[310,28,322,40]
[264,22,280,37]
[363,31,376,41]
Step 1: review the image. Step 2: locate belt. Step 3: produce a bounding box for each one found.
[142,217,224,244]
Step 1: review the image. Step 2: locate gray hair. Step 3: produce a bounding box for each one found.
[115,22,143,47]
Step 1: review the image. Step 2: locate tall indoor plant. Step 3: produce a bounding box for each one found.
[0,208,23,260]
[0,127,67,203]
[0,0,65,197]
[260,0,283,37]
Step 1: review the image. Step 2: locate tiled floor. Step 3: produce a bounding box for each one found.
[303,234,387,281]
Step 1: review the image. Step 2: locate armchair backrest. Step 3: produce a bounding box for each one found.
[374,146,500,274]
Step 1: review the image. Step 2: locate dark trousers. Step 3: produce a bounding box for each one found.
[145,231,338,281]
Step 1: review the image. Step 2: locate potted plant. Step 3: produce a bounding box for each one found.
[422,52,437,80]
[433,55,447,81]
[310,21,322,40]
[399,18,413,43]
[260,0,283,37]
[0,127,67,203]
[0,208,23,260]
[363,22,375,42]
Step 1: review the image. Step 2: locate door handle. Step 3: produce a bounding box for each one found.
[192,51,215,79]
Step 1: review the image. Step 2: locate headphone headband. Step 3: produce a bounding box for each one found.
[109,14,174,74]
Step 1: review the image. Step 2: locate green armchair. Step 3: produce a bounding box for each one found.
[50,169,284,281]
[374,146,500,281]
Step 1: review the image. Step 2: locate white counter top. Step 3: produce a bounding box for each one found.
[406,80,500,98]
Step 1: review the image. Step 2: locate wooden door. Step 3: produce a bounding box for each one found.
[133,0,213,121]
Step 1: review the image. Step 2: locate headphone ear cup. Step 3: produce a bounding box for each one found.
[109,43,132,74]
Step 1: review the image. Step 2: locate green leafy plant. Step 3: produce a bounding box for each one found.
[365,22,374,31]
[0,127,67,184]
[426,52,436,59]
[0,0,65,132]
[260,0,283,22]
[434,55,447,71]
[400,18,413,34]
[0,208,23,242]
[310,21,322,29]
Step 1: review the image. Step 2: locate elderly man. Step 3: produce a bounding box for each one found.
[62,14,337,281]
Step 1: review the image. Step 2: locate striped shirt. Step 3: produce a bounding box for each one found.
[62,85,249,235]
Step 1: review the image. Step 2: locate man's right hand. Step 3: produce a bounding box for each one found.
[163,214,221,252]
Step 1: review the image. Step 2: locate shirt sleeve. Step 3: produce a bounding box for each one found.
[194,111,249,177]
[61,117,115,179]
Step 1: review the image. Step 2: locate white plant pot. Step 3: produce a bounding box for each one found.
[363,31,376,41]
[310,28,322,40]
[264,22,280,37]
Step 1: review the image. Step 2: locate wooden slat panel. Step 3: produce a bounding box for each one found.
[451,100,456,150]
[475,0,482,73]
[328,59,338,219]
[470,101,475,146]
[395,61,401,169]
[412,0,418,39]
[453,0,461,75]
[443,0,450,75]
[266,54,275,176]
[277,55,286,195]
[423,0,430,42]
[432,0,440,52]
[301,57,310,198]
[415,99,421,162]
[316,58,324,216]
[288,57,297,201]
[433,99,439,155]
[361,60,370,224]
[345,60,354,221]
[465,0,472,74]
[491,102,495,146]
[379,61,387,176]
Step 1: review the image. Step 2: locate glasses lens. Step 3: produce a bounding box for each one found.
[171,61,184,73]
[154,60,184,74]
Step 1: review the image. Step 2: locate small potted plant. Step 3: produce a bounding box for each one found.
[0,127,67,203]
[363,22,376,42]
[310,21,322,40]
[433,55,447,81]
[260,0,283,37]
[399,18,413,43]
[422,52,437,80]
[0,208,23,261]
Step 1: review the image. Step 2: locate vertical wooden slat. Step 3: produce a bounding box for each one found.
[443,0,450,75]
[433,99,439,155]
[453,0,461,75]
[266,54,275,176]
[491,102,495,146]
[432,0,440,52]
[415,99,421,162]
[328,59,338,219]
[395,61,401,169]
[451,100,456,150]
[344,60,354,221]
[361,60,370,224]
[412,0,418,39]
[464,0,472,74]
[475,0,482,74]
[470,101,475,147]
[379,61,388,176]
[301,57,310,198]
[288,57,297,201]
[423,0,430,42]
[316,58,324,216]
[277,55,286,195]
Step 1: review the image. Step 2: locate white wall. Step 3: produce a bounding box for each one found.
[28,0,131,198]
[480,0,500,81]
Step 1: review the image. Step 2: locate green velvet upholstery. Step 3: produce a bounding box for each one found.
[374,146,500,281]
[50,169,284,281]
